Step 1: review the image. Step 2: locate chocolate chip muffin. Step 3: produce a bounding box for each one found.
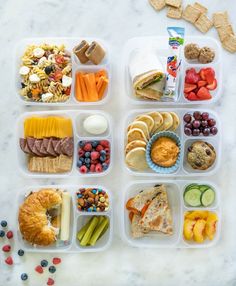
[187,141,216,170]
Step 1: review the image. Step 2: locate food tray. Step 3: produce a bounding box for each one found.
[15,37,111,106]
[121,180,220,248]
[16,185,113,253]
[16,110,113,178]
[122,36,222,105]
[122,108,221,177]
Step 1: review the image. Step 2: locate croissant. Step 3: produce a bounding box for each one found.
[18,188,62,246]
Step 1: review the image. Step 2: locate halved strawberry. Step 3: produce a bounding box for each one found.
[206,79,217,90]
[199,68,206,80]
[184,83,197,93]
[185,68,200,84]
[204,68,215,84]
[187,92,199,101]
[197,87,212,100]
[197,80,207,88]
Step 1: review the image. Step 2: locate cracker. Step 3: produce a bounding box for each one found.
[213,11,229,28]
[193,2,208,14]
[217,25,235,42]
[149,0,166,11]
[165,0,181,8]
[194,14,213,33]
[167,5,182,19]
[182,5,201,23]
[222,34,236,53]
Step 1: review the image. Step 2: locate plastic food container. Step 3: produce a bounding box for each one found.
[121,180,220,248]
[122,108,221,177]
[15,37,110,106]
[16,110,113,178]
[122,36,222,105]
[16,185,113,253]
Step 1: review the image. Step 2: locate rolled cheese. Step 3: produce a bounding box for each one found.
[60,192,71,241]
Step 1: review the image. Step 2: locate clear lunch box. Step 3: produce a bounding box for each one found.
[122,36,222,105]
[14,37,111,106]
[121,180,221,249]
[16,110,113,178]
[16,185,113,253]
[122,108,221,177]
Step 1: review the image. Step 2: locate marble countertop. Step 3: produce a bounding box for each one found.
[1,0,236,285]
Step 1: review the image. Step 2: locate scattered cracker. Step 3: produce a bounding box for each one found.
[167,5,182,19]
[182,5,201,23]
[194,14,213,33]
[217,25,235,42]
[193,2,208,14]
[149,0,166,11]
[165,0,181,8]
[213,11,229,28]
[222,34,236,53]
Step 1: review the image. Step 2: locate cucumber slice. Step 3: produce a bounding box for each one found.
[199,185,210,193]
[184,188,202,207]
[201,188,215,207]
[184,184,199,194]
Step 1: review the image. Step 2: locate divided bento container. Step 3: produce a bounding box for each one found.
[16,185,113,253]
[122,36,222,105]
[123,108,221,177]
[16,110,113,178]
[121,180,221,248]
[15,37,111,106]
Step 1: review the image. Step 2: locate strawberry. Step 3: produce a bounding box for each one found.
[83,143,92,152]
[35,265,44,274]
[186,92,199,101]
[199,68,206,80]
[100,140,109,148]
[204,68,215,84]
[47,278,55,286]
[206,79,217,90]
[197,80,207,88]
[2,245,11,252]
[197,87,212,100]
[185,68,200,84]
[184,83,197,93]
[5,256,13,265]
[52,257,61,265]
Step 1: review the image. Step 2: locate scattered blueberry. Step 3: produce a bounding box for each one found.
[1,220,7,227]
[41,259,48,267]
[0,230,5,237]
[18,249,25,256]
[100,155,106,162]
[85,152,91,158]
[84,158,91,164]
[49,265,56,273]
[77,160,83,168]
[91,141,99,148]
[102,163,109,170]
[100,150,106,155]
[85,163,91,168]
[79,141,85,148]
[79,157,84,163]
[21,273,28,281]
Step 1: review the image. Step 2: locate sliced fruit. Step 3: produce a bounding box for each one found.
[184,188,202,207]
[197,80,207,88]
[205,212,218,240]
[185,211,209,220]
[193,219,206,243]
[199,68,206,80]
[204,68,215,84]
[197,87,212,100]
[184,83,197,93]
[185,68,200,84]
[206,79,217,90]
[183,219,196,240]
[187,91,199,101]
[201,188,215,207]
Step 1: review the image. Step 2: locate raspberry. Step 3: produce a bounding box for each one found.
[47,278,55,285]
[91,151,100,160]
[105,159,110,165]
[2,245,11,252]
[104,147,110,153]
[35,265,44,274]
[78,149,85,157]
[90,164,96,172]
[52,257,61,265]
[96,145,103,152]
[83,143,92,152]
[95,163,102,173]
[79,165,87,174]
[100,140,109,148]
[5,256,13,265]
[6,231,13,239]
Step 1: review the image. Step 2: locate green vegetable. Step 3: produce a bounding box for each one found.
[98,223,109,241]
[89,217,109,246]
[201,188,215,207]
[184,188,202,207]
[199,185,211,193]
[184,184,199,194]
[80,216,99,246]
[77,217,92,241]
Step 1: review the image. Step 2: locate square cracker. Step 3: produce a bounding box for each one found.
[194,14,213,33]
[182,5,201,23]
[193,2,208,14]
[167,5,182,19]
[165,0,181,8]
[222,34,236,53]
[217,25,234,42]
[149,0,166,11]
[213,11,229,28]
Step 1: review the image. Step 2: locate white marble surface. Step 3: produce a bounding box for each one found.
[0,0,236,285]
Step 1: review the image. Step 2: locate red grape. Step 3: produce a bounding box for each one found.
[192,120,201,128]
[185,123,192,129]
[192,129,200,136]
[203,128,210,136]
[201,120,208,127]
[201,112,209,120]
[193,111,201,120]
[183,113,192,123]
[207,118,216,127]
[210,127,218,135]
[184,127,192,136]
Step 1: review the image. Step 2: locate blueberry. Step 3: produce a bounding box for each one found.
[41,259,48,267]
[102,163,109,170]
[77,160,83,168]
[85,158,91,164]
[0,230,5,237]
[79,157,85,163]
[49,266,56,273]
[79,141,85,148]
[18,249,24,256]
[91,141,99,148]
[100,150,106,155]
[1,220,7,227]
[86,163,91,168]
[85,152,91,158]
[21,273,28,281]
[100,155,106,162]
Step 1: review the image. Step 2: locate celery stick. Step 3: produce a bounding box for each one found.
[89,217,109,246]
[80,217,99,246]
[77,217,93,241]
[98,222,109,241]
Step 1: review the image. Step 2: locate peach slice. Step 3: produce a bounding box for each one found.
[185,211,209,221]
[183,219,196,240]
[205,212,218,240]
[193,219,206,243]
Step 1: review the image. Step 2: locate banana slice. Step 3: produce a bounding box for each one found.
[125,147,148,170]
[135,114,154,134]
[169,112,180,131]
[147,111,164,134]
[127,121,149,139]
[154,112,173,132]
[127,128,147,143]
[125,140,147,154]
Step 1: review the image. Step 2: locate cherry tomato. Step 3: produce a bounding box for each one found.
[55,54,65,64]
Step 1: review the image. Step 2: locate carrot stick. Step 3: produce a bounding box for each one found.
[83,73,98,102]
[96,76,104,92]
[95,69,107,83]
[75,72,83,101]
[79,73,88,101]
[98,78,108,100]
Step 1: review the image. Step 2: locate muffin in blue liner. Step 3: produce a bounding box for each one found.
[146,131,182,174]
